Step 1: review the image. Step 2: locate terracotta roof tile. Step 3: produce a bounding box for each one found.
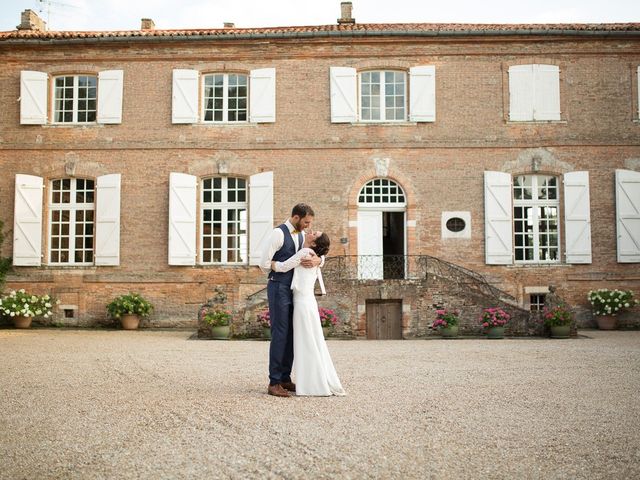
[1,22,639,41]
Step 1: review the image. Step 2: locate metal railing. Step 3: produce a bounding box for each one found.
[323,255,516,303]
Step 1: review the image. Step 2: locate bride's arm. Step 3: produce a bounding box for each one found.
[271,248,315,273]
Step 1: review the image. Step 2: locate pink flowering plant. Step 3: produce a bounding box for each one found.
[480,307,511,329]
[542,304,573,327]
[432,309,459,329]
[319,307,338,328]
[257,309,270,328]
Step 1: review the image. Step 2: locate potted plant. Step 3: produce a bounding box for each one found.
[319,307,338,338]
[542,304,573,338]
[587,289,638,330]
[480,307,511,339]
[432,309,459,338]
[106,292,153,330]
[203,308,232,339]
[0,289,58,328]
[257,309,271,339]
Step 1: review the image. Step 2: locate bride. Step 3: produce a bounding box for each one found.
[271,232,346,397]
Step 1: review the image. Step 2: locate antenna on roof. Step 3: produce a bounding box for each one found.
[36,0,79,30]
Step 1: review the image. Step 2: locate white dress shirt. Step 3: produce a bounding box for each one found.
[258,220,302,274]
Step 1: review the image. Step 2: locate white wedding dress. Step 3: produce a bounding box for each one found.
[274,248,346,397]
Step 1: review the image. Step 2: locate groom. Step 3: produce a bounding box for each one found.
[259,203,322,398]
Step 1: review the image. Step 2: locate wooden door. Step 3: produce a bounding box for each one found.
[366,300,402,339]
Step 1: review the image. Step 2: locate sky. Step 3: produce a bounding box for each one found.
[0,0,639,32]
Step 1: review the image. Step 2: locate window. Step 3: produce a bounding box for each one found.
[203,73,248,123]
[513,175,560,263]
[530,294,546,311]
[508,64,560,122]
[49,178,95,264]
[54,75,97,123]
[446,217,466,233]
[201,177,248,264]
[358,178,406,206]
[360,71,406,122]
[172,69,274,124]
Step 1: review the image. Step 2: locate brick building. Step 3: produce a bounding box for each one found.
[1,5,639,336]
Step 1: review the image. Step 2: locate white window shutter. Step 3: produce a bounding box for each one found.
[508,65,534,121]
[97,70,124,124]
[20,71,48,125]
[248,171,274,266]
[615,169,640,263]
[409,65,436,122]
[249,68,276,123]
[484,171,513,265]
[329,67,357,123]
[534,64,561,121]
[637,66,640,118]
[172,69,199,124]
[168,172,197,265]
[564,171,592,264]
[13,174,43,266]
[95,174,121,266]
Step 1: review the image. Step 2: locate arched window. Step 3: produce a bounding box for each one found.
[201,177,248,264]
[49,178,95,264]
[358,178,406,207]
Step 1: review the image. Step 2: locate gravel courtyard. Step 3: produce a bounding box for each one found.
[1,329,639,479]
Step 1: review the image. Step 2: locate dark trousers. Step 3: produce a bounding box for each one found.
[268,280,294,385]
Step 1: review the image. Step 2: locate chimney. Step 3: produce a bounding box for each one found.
[141,18,155,30]
[223,22,235,28]
[17,9,46,31]
[338,2,355,24]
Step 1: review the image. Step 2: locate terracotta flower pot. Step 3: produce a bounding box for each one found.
[596,315,617,330]
[120,314,140,330]
[13,315,32,329]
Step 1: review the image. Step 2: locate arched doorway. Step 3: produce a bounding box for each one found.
[357,178,407,280]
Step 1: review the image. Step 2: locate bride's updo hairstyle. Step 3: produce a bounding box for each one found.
[311,233,330,257]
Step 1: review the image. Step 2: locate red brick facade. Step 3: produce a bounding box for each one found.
[1,12,639,334]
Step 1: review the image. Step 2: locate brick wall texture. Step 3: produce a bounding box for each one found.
[1,30,639,334]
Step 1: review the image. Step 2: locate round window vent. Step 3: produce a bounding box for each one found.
[446,217,466,233]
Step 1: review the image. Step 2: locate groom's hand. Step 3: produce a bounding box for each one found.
[301,254,321,268]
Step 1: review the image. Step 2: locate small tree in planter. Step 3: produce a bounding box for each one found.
[106,293,153,330]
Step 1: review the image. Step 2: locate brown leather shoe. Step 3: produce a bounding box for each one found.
[267,384,290,398]
[281,381,296,392]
